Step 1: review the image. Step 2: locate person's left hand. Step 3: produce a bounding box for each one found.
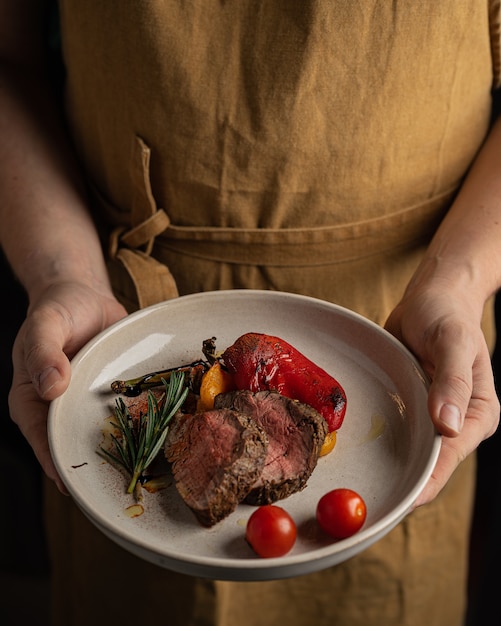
[385,283,500,507]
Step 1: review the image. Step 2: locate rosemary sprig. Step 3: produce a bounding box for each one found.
[99,371,188,496]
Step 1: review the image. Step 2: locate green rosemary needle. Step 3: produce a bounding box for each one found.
[99,371,188,495]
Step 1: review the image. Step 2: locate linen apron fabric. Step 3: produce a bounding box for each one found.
[48,1,500,625]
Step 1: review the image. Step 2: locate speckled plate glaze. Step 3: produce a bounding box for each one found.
[48,290,440,581]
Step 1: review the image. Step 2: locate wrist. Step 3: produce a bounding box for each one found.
[404,253,488,321]
[16,241,112,305]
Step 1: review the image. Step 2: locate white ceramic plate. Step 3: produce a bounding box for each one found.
[48,290,440,581]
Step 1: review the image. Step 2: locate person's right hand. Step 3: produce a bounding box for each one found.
[9,281,127,494]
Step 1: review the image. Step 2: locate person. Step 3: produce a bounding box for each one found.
[1,1,500,625]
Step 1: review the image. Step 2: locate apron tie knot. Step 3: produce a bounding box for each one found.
[108,209,171,258]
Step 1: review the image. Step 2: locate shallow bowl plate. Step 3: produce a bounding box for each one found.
[48,290,440,581]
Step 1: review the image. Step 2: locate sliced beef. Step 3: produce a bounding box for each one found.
[120,388,164,419]
[165,408,268,527]
[214,390,328,505]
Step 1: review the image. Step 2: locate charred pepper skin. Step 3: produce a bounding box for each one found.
[222,333,347,432]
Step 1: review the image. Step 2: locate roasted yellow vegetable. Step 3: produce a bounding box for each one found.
[198,362,235,410]
[319,430,337,457]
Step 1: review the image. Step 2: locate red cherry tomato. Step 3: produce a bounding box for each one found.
[316,488,367,539]
[245,505,297,558]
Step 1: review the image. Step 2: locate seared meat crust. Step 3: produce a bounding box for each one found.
[165,408,268,526]
[215,390,328,505]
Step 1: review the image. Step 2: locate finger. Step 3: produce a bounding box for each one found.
[415,375,499,507]
[425,322,480,437]
[431,343,497,439]
[8,378,69,495]
[18,311,73,400]
[10,318,71,494]
[414,417,480,507]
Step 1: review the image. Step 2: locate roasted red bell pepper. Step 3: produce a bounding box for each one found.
[222,332,346,432]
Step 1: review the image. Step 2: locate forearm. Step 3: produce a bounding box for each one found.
[409,115,501,312]
[0,2,111,304]
[0,66,111,303]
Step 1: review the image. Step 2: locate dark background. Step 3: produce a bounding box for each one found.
[0,255,50,624]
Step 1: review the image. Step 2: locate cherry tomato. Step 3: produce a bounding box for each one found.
[245,505,297,558]
[316,488,367,539]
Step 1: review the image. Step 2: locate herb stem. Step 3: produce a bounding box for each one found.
[99,371,188,497]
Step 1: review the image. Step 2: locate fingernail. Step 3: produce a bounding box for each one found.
[439,403,462,434]
[37,367,60,397]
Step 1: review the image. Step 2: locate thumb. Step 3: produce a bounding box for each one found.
[20,311,73,401]
[10,322,72,495]
[426,327,480,437]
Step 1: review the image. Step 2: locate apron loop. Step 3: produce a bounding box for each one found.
[131,136,160,225]
[108,226,126,260]
[121,210,171,253]
[103,136,179,311]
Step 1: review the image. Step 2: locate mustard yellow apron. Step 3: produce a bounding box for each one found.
[47,1,500,624]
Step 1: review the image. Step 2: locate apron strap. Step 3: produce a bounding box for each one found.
[106,136,179,311]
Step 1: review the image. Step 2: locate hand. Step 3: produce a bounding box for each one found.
[9,281,127,494]
[385,283,500,507]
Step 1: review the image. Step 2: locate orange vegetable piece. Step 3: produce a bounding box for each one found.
[319,430,337,457]
[198,362,235,410]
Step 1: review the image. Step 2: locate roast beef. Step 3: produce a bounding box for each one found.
[214,390,328,505]
[165,408,268,527]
